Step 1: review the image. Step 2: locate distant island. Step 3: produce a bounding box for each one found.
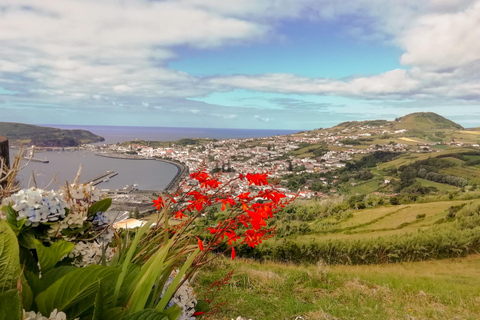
[0,122,104,147]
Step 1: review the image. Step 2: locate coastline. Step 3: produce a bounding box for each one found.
[94,152,188,192]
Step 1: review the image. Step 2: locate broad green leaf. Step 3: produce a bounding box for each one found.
[34,239,74,273]
[38,266,77,294]
[0,220,21,293]
[4,205,19,227]
[164,304,181,320]
[122,309,169,320]
[103,307,125,320]
[0,289,22,320]
[35,265,120,317]
[20,246,39,274]
[21,274,34,311]
[24,270,41,301]
[18,231,35,249]
[88,198,112,217]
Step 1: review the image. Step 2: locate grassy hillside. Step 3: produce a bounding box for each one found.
[0,122,104,147]
[195,255,480,319]
[394,112,463,130]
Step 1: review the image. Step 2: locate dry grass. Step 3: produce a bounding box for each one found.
[0,149,23,201]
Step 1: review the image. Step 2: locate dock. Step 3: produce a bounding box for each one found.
[84,170,118,185]
[23,157,49,163]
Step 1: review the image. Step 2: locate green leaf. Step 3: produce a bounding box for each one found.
[164,304,181,320]
[0,289,22,320]
[103,307,125,320]
[34,239,74,273]
[21,274,33,311]
[35,265,120,317]
[0,220,21,293]
[18,231,36,249]
[88,198,112,217]
[112,220,154,307]
[38,266,77,294]
[92,281,105,320]
[122,309,169,320]
[127,238,173,314]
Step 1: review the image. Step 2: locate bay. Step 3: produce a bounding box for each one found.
[14,150,179,191]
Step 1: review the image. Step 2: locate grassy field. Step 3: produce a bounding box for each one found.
[291,199,479,242]
[376,148,474,171]
[416,178,459,192]
[194,255,480,320]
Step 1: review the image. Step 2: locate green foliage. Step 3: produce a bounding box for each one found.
[87,198,112,217]
[34,240,74,273]
[0,289,22,320]
[35,265,120,317]
[238,225,480,265]
[0,220,20,293]
[343,151,399,172]
[123,309,169,320]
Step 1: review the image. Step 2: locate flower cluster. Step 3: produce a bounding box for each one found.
[158,170,292,260]
[60,183,105,228]
[1,188,66,226]
[68,240,115,267]
[23,309,77,320]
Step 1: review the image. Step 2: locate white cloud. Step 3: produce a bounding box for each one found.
[401,2,480,70]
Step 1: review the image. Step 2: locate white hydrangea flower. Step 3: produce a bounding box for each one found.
[3,188,67,226]
[69,241,114,267]
[23,309,77,320]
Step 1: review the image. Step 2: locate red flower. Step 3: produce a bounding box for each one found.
[152,196,164,210]
[174,210,187,219]
[245,173,269,186]
[192,311,206,316]
[231,247,236,260]
[196,237,204,251]
[219,197,236,211]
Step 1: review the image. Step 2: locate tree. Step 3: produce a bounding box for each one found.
[134,207,140,219]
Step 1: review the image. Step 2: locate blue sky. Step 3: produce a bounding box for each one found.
[1,0,480,130]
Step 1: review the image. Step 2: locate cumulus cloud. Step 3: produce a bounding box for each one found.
[400,1,480,70]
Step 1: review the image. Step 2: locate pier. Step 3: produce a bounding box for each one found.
[84,170,118,185]
[23,157,49,163]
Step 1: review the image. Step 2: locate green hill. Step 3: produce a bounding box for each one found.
[0,122,104,147]
[394,112,463,130]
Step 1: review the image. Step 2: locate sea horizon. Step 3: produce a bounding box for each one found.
[41,124,302,144]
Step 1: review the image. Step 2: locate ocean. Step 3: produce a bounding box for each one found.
[13,125,299,190]
[47,125,300,144]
